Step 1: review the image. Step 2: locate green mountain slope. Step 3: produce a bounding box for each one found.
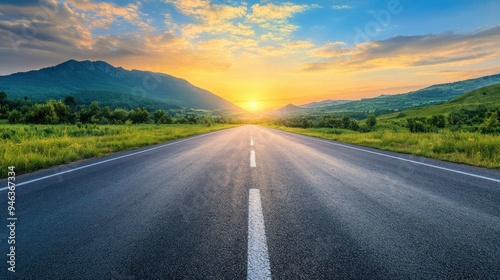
[315,74,500,113]
[382,83,500,119]
[0,60,243,112]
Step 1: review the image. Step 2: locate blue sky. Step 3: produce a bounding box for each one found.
[1,0,499,109]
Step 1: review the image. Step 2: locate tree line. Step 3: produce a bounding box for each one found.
[274,114,377,132]
[406,108,500,134]
[0,93,235,126]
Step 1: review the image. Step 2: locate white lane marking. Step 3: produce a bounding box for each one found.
[251,137,254,146]
[0,131,225,191]
[250,151,257,168]
[248,189,271,280]
[274,129,500,184]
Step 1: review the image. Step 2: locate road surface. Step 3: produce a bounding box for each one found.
[1,125,499,279]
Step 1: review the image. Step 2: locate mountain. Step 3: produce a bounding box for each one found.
[385,83,500,119]
[0,59,243,112]
[315,74,500,113]
[300,99,353,109]
[275,103,307,115]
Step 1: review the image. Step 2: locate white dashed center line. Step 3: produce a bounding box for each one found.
[247,189,271,280]
[250,151,256,168]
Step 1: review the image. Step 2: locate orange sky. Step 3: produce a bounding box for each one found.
[121,53,500,111]
[1,1,500,111]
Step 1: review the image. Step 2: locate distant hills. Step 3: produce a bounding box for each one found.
[300,99,353,109]
[275,104,306,115]
[385,83,500,119]
[0,59,243,112]
[277,74,500,115]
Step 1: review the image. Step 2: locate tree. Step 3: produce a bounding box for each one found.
[0,105,8,119]
[79,101,100,123]
[100,106,112,123]
[25,103,59,124]
[350,121,360,131]
[447,111,462,126]
[88,101,101,116]
[129,107,150,123]
[407,117,427,133]
[428,115,446,128]
[7,109,23,123]
[200,116,214,127]
[480,112,500,134]
[153,109,169,124]
[0,92,6,105]
[110,108,129,123]
[301,117,312,128]
[341,115,351,129]
[48,100,73,123]
[366,115,377,127]
[64,95,76,107]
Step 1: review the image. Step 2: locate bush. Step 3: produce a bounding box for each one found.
[428,115,446,128]
[129,107,150,123]
[153,109,172,124]
[366,115,377,127]
[407,117,428,133]
[0,105,9,119]
[479,112,500,134]
[7,109,23,123]
[48,100,73,123]
[25,103,59,124]
[110,109,129,123]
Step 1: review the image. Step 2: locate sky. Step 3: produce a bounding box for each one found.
[0,0,500,111]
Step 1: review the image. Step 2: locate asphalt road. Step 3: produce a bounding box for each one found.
[1,125,499,279]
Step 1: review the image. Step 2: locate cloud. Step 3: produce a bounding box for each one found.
[0,0,237,74]
[246,2,315,43]
[301,25,500,72]
[247,2,310,24]
[409,53,493,67]
[309,41,350,57]
[166,1,315,42]
[162,0,318,59]
[165,0,249,39]
[332,5,352,10]
[0,0,323,76]
[285,40,315,49]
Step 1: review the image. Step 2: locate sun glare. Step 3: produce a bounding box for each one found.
[248,102,257,110]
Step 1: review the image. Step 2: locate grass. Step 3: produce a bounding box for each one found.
[269,126,500,169]
[0,123,238,178]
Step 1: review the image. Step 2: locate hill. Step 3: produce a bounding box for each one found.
[275,104,307,115]
[315,74,500,113]
[300,99,353,109]
[382,83,500,119]
[0,59,243,112]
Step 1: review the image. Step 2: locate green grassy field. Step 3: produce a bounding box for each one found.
[0,123,238,178]
[270,126,499,169]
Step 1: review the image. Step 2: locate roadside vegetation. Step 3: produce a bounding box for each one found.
[0,91,243,178]
[0,123,237,178]
[269,84,500,168]
[270,126,499,168]
[0,93,238,126]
